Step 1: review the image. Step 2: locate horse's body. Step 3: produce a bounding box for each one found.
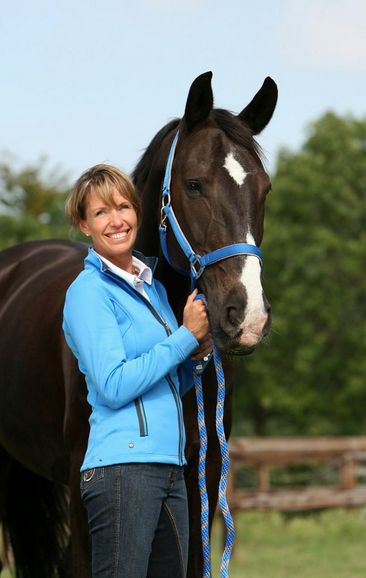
[0,72,277,577]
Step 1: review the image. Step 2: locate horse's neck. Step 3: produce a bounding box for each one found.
[159,264,190,324]
[135,169,162,257]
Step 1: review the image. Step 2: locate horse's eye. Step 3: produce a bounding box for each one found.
[185,180,202,198]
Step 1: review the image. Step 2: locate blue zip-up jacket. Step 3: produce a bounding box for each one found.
[62,248,199,470]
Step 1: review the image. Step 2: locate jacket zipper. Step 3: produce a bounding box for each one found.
[104,270,185,464]
[143,299,185,466]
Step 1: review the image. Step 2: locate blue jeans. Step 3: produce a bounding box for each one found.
[80,463,189,578]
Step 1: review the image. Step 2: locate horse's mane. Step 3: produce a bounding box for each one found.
[132,119,180,185]
[132,108,263,186]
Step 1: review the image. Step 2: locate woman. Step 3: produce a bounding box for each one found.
[63,164,211,578]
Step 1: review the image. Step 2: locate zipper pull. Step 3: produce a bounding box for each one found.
[163,320,172,335]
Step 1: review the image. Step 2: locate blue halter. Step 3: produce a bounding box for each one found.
[159,130,263,286]
[159,129,264,577]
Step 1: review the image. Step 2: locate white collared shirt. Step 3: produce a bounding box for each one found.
[96,252,153,301]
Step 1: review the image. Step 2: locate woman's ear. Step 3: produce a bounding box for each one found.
[79,220,90,237]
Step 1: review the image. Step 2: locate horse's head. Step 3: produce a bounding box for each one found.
[165,72,277,355]
[134,71,277,355]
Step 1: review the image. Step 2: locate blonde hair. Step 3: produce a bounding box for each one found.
[65,164,142,227]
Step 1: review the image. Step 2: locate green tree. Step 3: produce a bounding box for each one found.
[233,112,366,436]
[0,157,78,248]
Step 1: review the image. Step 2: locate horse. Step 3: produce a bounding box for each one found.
[0,71,277,577]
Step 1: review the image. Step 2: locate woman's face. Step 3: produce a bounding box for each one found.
[79,188,138,270]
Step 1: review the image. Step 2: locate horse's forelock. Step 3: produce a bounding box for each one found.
[211,109,264,163]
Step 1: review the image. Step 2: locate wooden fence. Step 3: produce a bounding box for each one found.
[227,437,366,511]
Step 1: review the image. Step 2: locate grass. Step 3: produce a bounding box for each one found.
[211,508,366,578]
[2,509,366,577]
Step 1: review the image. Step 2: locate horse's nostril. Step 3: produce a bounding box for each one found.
[220,302,245,339]
[227,306,241,326]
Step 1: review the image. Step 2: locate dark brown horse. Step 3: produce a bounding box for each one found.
[0,72,277,577]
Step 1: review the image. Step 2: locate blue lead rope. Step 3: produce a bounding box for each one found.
[193,297,235,578]
[193,366,212,578]
[212,348,235,575]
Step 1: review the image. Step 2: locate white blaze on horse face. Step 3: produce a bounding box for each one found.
[223,152,247,186]
[239,231,268,347]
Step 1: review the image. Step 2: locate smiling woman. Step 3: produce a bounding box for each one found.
[62,163,212,578]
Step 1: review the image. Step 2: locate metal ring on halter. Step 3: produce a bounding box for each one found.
[161,190,171,207]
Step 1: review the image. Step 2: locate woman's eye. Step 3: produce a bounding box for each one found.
[185,180,202,197]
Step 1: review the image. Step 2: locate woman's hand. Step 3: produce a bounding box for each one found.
[182,289,210,342]
[191,332,213,360]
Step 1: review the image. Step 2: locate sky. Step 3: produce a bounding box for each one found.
[1,0,366,183]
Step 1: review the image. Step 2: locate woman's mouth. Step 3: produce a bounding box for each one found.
[106,231,129,240]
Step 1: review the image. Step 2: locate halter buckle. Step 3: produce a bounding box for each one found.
[160,191,171,227]
[190,256,204,280]
[160,207,168,228]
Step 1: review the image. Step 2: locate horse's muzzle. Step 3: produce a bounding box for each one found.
[214,301,271,355]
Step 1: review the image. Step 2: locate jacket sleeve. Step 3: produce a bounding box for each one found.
[62,282,198,410]
[178,359,195,397]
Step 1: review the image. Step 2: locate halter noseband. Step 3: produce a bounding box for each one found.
[159,130,263,286]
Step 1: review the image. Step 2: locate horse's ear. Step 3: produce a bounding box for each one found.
[184,71,214,132]
[238,77,278,135]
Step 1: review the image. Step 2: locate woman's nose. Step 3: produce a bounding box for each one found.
[110,210,123,226]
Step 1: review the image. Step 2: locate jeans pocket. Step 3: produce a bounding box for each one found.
[80,466,105,495]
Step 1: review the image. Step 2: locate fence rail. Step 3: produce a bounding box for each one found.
[227,437,366,512]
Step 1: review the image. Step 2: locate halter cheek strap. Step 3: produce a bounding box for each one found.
[159,130,263,286]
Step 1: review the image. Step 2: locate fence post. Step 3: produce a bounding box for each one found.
[258,463,270,492]
[340,453,356,490]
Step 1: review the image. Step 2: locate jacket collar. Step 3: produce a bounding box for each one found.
[84,246,158,275]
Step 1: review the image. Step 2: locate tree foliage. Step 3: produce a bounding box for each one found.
[233,112,366,436]
[0,157,79,248]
